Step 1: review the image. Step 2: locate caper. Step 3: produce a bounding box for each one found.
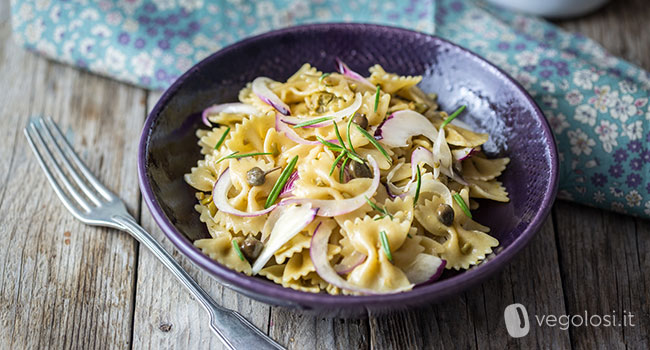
[437,203,455,226]
[318,92,334,106]
[241,236,264,261]
[352,113,369,130]
[347,161,372,179]
[414,102,429,114]
[246,167,266,186]
[246,166,281,187]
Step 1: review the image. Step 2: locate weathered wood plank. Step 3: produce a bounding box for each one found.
[470,217,571,349]
[554,0,650,71]
[369,217,570,349]
[630,218,650,347]
[268,310,370,350]
[0,17,146,350]
[131,91,271,350]
[554,202,649,349]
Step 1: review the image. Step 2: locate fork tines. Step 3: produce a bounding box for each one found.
[24,117,118,220]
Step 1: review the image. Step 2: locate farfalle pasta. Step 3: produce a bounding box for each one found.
[186,62,510,295]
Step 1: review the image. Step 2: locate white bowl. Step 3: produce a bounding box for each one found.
[485,0,609,18]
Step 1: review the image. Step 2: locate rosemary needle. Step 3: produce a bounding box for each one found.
[232,239,246,261]
[374,85,381,112]
[216,151,272,163]
[292,116,333,128]
[440,105,467,129]
[380,230,393,262]
[414,164,422,205]
[346,114,356,154]
[355,125,391,164]
[330,151,347,176]
[214,126,231,150]
[319,73,331,83]
[265,155,298,208]
[453,193,472,219]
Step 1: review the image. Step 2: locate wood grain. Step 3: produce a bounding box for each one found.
[554,202,649,349]
[268,309,370,350]
[131,92,272,350]
[0,14,146,350]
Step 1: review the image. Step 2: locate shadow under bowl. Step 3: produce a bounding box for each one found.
[138,23,558,317]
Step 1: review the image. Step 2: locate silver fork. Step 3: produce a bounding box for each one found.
[24,117,285,350]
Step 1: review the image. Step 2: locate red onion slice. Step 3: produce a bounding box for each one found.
[451,147,477,162]
[201,103,260,126]
[212,168,277,217]
[310,222,412,294]
[404,171,454,206]
[252,77,291,115]
[279,171,298,198]
[251,204,318,274]
[335,58,375,89]
[406,147,468,190]
[280,93,362,128]
[374,110,438,147]
[281,155,380,217]
[408,255,446,286]
[334,251,367,275]
[275,113,339,145]
[385,161,408,196]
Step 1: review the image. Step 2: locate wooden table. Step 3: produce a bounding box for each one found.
[1,0,648,348]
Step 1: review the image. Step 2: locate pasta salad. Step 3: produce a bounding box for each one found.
[184,61,510,295]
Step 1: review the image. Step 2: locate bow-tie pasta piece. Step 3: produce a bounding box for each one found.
[369,64,423,94]
[194,233,252,275]
[462,155,510,181]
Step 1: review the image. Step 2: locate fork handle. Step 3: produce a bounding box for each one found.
[112,215,285,350]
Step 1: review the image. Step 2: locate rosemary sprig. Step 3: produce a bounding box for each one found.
[216,151,273,163]
[292,116,333,128]
[440,105,467,129]
[214,126,231,150]
[355,125,391,164]
[414,165,422,205]
[453,193,472,219]
[265,155,299,208]
[379,230,393,262]
[374,85,381,112]
[321,122,364,164]
[318,73,331,83]
[232,239,246,261]
[320,122,368,181]
[365,196,394,220]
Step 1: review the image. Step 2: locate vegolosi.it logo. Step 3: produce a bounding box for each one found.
[504,303,530,338]
[504,303,635,338]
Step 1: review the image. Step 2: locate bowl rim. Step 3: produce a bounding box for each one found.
[138,22,559,308]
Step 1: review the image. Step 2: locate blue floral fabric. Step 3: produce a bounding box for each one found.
[11,0,650,218]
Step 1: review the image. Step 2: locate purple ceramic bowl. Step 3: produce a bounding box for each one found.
[138,23,558,317]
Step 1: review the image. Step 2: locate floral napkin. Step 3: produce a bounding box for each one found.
[11,0,650,218]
